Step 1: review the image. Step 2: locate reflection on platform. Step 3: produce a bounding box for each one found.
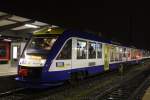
[143,87,150,100]
[0,65,17,76]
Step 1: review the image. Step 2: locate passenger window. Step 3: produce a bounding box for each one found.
[131,49,136,59]
[123,48,126,57]
[88,42,96,59]
[115,47,119,61]
[77,40,87,59]
[97,43,102,58]
[110,46,115,62]
[119,47,123,61]
[57,39,72,60]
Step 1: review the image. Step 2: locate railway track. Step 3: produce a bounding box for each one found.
[0,62,149,100]
[0,69,120,100]
[0,87,27,97]
[0,81,74,100]
[0,87,29,100]
[94,68,150,100]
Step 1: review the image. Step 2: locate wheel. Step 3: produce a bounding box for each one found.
[68,71,87,84]
[68,72,78,85]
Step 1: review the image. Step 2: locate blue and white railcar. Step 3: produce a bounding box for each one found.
[16,27,150,87]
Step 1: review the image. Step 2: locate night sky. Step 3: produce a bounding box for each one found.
[0,1,150,50]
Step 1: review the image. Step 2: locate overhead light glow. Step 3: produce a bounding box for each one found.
[24,24,39,28]
[48,28,52,32]
[3,39,12,42]
[51,25,59,28]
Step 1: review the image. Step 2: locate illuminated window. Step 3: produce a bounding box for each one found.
[110,46,115,62]
[29,37,57,51]
[57,39,72,60]
[77,40,87,59]
[123,48,126,57]
[88,42,96,59]
[119,47,123,61]
[97,43,102,58]
[115,47,119,61]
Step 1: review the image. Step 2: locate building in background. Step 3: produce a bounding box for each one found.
[0,40,26,67]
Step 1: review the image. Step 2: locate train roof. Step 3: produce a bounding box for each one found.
[33,27,65,35]
[32,27,142,50]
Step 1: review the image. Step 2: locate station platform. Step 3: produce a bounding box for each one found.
[142,87,150,100]
[0,65,17,76]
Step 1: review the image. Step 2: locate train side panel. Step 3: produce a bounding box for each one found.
[71,38,104,75]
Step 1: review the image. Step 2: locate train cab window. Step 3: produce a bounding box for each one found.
[97,43,102,59]
[77,40,87,59]
[88,42,96,59]
[43,38,57,50]
[29,38,57,51]
[57,39,72,60]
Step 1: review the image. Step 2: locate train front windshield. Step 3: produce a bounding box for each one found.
[19,36,57,67]
[27,37,57,51]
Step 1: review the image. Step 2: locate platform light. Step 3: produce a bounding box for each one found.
[120,48,123,52]
[3,39,12,42]
[48,28,52,32]
[24,24,39,28]
[13,46,18,59]
[51,25,59,28]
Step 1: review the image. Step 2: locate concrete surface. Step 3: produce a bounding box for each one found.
[0,64,17,76]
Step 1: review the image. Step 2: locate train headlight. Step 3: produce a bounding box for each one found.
[25,55,42,60]
[41,59,46,66]
[19,58,46,67]
[19,58,27,65]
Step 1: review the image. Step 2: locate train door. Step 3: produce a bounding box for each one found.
[103,44,110,71]
[71,38,89,70]
[72,38,103,71]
